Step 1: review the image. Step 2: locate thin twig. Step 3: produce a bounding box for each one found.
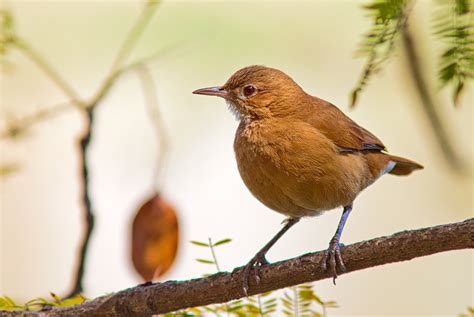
[135,65,170,191]
[109,1,160,73]
[0,101,73,139]
[1,38,176,142]
[14,40,82,106]
[209,238,222,273]
[88,1,160,108]
[124,39,192,71]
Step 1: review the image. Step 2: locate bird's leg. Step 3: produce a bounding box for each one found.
[242,217,300,296]
[321,204,352,284]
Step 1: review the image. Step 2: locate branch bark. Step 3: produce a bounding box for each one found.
[5,218,472,317]
[66,108,95,297]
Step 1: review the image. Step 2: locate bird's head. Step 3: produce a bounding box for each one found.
[193,65,306,121]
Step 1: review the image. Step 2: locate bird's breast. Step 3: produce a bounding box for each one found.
[233,119,369,217]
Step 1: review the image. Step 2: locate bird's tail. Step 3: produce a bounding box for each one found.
[387,155,424,176]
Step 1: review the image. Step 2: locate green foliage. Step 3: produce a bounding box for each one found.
[351,0,410,107]
[434,0,474,105]
[192,238,232,272]
[281,284,337,317]
[0,296,23,311]
[0,162,21,177]
[214,238,232,246]
[459,306,474,317]
[163,238,337,316]
[0,10,16,56]
[0,293,87,312]
[352,0,473,107]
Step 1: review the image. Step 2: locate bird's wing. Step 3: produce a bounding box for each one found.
[304,97,386,152]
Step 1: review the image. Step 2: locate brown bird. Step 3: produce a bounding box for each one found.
[193,65,423,295]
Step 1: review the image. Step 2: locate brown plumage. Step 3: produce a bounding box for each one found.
[193,65,423,294]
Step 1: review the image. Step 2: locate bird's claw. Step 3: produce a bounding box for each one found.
[321,238,346,284]
[242,252,269,296]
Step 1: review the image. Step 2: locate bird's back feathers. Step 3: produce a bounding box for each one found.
[295,95,423,177]
[300,96,386,152]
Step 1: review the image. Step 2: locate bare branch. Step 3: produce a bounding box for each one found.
[0,101,74,140]
[13,40,83,105]
[65,108,95,298]
[65,1,160,296]
[88,0,160,108]
[5,218,471,316]
[135,65,170,190]
[1,1,162,142]
[109,1,160,73]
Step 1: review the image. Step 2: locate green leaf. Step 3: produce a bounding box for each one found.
[190,240,209,247]
[56,294,87,307]
[213,238,232,246]
[434,0,473,106]
[3,296,17,307]
[324,300,339,308]
[453,80,465,106]
[440,63,458,82]
[50,292,61,303]
[195,258,215,264]
[350,0,410,107]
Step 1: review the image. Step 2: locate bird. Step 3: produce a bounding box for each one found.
[193,65,423,295]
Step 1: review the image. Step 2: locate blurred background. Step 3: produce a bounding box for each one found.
[0,0,472,316]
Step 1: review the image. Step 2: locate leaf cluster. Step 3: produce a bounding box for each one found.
[459,306,474,317]
[0,293,86,312]
[191,238,232,273]
[164,238,338,317]
[0,162,21,177]
[281,284,337,317]
[351,0,410,107]
[0,10,16,56]
[352,0,473,107]
[434,0,474,105]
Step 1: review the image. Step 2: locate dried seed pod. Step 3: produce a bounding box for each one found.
[131,194,179,281]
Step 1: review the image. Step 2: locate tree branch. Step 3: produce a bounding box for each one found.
[0,101,74,140]
[87,0,160,109]
[135,65,170,189]
[65,108,95,298]
[13,40,83,106]
[7,218,472,316]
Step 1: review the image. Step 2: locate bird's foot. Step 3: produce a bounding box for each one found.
[321,238,346,284]
[242,251,269,296]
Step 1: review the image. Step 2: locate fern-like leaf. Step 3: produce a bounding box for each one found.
[351,0,412,107]
[434,0,474,106]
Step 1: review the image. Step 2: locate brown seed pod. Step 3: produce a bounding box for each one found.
[131,193,179,281]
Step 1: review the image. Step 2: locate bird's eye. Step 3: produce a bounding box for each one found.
[243,84,257,97]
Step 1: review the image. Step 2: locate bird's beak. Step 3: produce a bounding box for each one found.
[192,86,227,98]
